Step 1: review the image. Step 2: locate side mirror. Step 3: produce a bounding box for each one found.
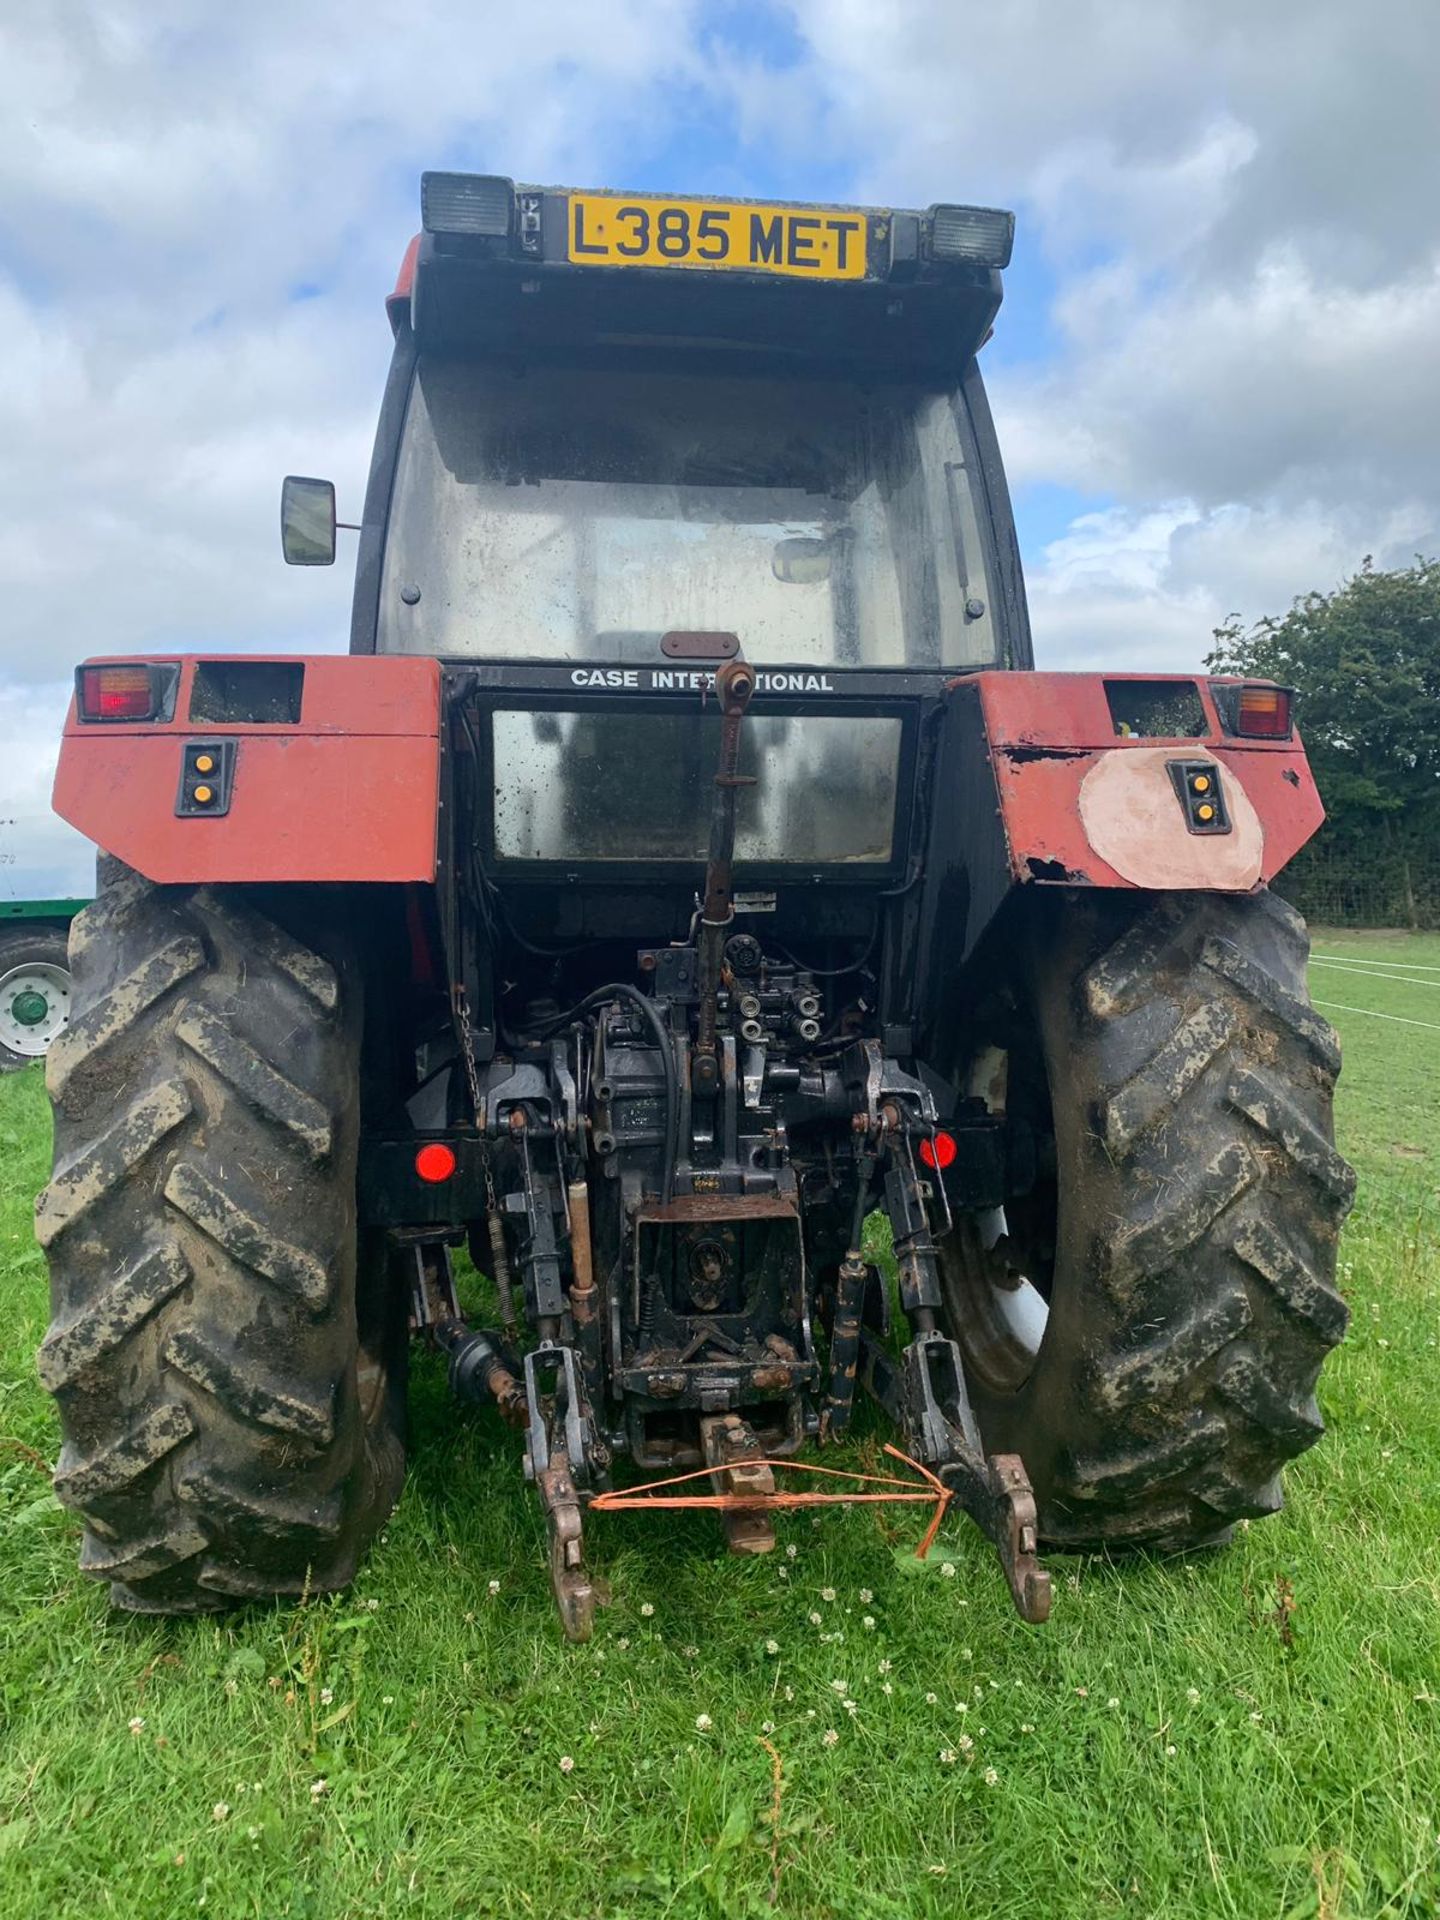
[280,475,337,566]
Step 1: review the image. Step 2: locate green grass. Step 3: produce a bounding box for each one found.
[1,937,1438,1919]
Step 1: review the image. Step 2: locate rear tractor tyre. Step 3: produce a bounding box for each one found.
[36,858,405,1612]
[940,888,1356,1553]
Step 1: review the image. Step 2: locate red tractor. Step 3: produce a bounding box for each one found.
[37,177,1353,1636]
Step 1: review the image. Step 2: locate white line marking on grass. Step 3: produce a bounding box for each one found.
[1312,999,1440,1033]
[1312,952,1440,973]
[1311,959,1440,990]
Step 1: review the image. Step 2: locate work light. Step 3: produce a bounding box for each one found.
[421,172,515,237]
[928,204,1015,269]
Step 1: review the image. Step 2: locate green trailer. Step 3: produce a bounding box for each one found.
[1,810,90,1070]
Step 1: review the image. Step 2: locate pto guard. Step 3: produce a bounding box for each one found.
[53,656,441,885]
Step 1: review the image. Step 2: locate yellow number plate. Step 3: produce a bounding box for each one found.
[568,194,869,281]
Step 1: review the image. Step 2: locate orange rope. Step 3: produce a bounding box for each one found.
[588,1442,953,1560]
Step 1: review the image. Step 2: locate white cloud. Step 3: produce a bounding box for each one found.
[1,0,1438,847]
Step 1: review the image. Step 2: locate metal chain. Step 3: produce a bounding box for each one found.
[454,984,498,1213]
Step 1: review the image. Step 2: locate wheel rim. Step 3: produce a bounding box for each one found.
[938,1205,1051,1394]
[0,961,71,1057]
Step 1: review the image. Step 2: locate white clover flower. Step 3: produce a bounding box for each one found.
[1107,1697,1119,1710]
[1074,1687,1088,1698]
[366,1597,380,1611]
[858,1589,873,1605]
[821,1587,837,1603]
[844,1700,858,1715]
[762,1720,775,1734]
[862,1615,876,1631]
[615,1637,630,1651]
[881,1682,893,1695]
[983,1767,999,1787]
[877,1659,892,1675]
[640,1602,655,1618]
[695,1714,713,1733]
[1186,1687,1200,1704]
[764,1639,780,1656]
[224,1679,238,1697]
[487,1579,501,1596]
[941,1563,956,1578]
[957,1734,974,1752]
[1020,1723,1034,1733]
[559,1755,575,1774]
[939,1748,957,1765]
[310,1778,329,1800]
[777,1567,789,1580]
[783,1686,795,1702]
[212,1803,230,1823]
[319,1687,334,1707]
[809,1611,823,1627]
[128,1716,145,1736]
[786,1544,798,1560]
[382,1695,394,1706]
[822,1728,839,1747]
[955,1700,968,1713]
[830,1680,848,1695]
[925,1691,938,1705]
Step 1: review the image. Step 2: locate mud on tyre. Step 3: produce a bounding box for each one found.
[939,887,1356,1552]
[36,857,404,1612]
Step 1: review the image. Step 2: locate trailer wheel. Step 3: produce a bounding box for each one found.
[0,926,72,1070]
[36,858,405,1612]
[939,888,1355,1552]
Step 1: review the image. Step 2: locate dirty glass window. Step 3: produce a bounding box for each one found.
[379,361,996,670]
[491,709,903,864]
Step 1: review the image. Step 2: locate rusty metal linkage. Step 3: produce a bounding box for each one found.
[692,656,756,1097]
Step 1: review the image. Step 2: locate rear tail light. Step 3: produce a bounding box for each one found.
[1235,685,1292,737]
[1212,681,1294,740]
[76,663,176,723]
[919,1130,958,1171]
[414,1142,458,1184]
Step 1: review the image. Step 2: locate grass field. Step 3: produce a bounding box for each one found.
[1,930,1437,1919]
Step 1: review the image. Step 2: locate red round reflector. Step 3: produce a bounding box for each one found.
[414,1142,458,1184]
[919,1131,957,1171]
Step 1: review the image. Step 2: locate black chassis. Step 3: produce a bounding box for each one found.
[355,653,1052,1637]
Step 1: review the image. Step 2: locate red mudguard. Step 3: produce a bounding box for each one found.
[53,656,441,885]
[964,671,1323,892]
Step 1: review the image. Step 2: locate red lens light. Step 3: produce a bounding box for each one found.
[1234,685,1292,738]
[414,1142,457,1184]
[919,1131,957,1171]
[78,665,156,721]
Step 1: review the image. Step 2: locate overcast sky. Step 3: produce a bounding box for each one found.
[4,0,1438,894]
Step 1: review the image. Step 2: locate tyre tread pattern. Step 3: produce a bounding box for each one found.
[982,888,1354,1553]
[37,859,400,1611]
